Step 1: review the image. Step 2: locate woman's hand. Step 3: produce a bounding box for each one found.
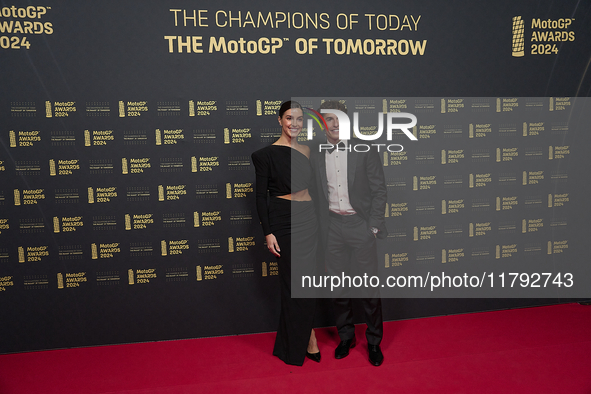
[265,233,281,257]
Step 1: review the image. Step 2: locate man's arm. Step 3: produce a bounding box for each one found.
[365,149,388,237]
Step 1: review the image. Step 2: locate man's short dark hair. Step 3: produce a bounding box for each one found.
[318,100,347,114]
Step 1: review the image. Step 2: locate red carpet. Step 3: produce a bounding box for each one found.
[1,303,590,393]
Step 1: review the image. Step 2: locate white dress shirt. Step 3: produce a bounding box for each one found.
[325,140,356,215]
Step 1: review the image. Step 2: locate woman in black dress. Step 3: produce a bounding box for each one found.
[251,101,320,366]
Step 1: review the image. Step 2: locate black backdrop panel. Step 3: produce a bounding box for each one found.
[1,0,590,353]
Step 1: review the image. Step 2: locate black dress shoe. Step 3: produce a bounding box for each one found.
[335,337,356,359]
[368,345,384,366]
[306,351,321,363]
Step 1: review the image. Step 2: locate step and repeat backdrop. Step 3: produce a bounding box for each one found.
[1,0,590,353]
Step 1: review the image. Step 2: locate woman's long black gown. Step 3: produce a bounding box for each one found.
[251,145,317,366]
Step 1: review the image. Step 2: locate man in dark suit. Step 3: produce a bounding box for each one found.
[310,100,387,366]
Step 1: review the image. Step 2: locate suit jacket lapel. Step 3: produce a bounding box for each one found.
[318,150,329,200]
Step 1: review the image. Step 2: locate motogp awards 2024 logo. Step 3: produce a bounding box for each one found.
[512,15,575,57]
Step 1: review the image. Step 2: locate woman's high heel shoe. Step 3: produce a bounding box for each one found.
[306,351,321,363]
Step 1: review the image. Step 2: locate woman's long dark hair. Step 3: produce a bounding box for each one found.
[278,100,302,118]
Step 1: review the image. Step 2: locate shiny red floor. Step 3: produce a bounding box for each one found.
[1,303,590,393]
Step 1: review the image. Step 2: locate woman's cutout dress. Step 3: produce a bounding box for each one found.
[251,145,317,366]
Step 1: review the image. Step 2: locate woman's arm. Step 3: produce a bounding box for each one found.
[252,151,280,256]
